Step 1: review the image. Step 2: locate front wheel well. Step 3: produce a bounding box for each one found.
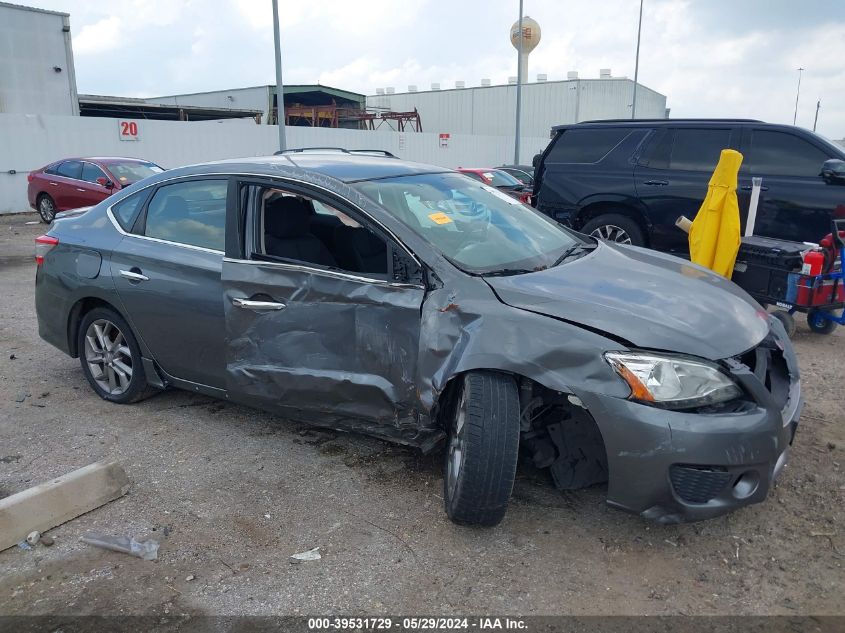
[67,297,125,358]
[433,371,609,490]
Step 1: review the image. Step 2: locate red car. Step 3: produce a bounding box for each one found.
[456,168,532,204]
[28,157,164,222]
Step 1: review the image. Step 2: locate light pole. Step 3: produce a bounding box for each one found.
[513,0,524,165]
[813,100,820,132]
[272,0,287,151]
[792,67,804,126]
[631,0,643,119]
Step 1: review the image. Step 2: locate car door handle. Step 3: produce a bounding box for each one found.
[119,269,149,282]
[49,182,59,186]
[643,179,669,186]
[76,188,86,192]
[741,185,769,191]
[232,297,286,311]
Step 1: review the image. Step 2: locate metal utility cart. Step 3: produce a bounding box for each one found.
[731,220,845,337]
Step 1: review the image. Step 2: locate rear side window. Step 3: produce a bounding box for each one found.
[745,130,830,178]
[645,128,732,171]
[56,160,83,180]
[111,191,146,231]
[547,128,632,163]
[142,179,228,251]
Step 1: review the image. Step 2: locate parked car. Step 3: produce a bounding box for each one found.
[499,164,535,187]
[457,167,532,204]
[28,157,164,223]
[35,151,800,526]
[533,119,845,251]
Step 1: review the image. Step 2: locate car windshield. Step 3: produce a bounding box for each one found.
[473,169,522,188]
[353,172,587,275]
[103,161,164,185]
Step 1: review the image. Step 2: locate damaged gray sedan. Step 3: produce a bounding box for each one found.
[35,151,801,526]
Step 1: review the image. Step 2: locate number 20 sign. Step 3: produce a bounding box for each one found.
[118,120,140,141]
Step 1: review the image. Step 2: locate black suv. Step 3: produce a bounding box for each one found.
[533,119,845,251]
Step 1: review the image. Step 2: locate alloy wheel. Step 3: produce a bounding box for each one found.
[39,197,56,223]
[590,224,632,244]
[84,319,133,395]
[446,388,468,498]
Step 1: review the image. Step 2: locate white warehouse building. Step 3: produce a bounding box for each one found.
[367,73,668,139]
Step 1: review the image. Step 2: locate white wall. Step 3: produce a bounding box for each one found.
[0,3,78,116]
[0,113,549,213]
[367,79,667,138]
[142,86,272,124]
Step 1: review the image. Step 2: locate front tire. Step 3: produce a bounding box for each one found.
[581,213,645,247]
[444,371,520,527]
[77,307,154,403]
[807,309,837,335]
[37,194,57,223]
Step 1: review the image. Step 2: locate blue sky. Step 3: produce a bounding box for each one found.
[36,0,845,138]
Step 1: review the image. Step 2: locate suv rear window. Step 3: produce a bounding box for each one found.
[547,128,632,163]
[645,128,732,171]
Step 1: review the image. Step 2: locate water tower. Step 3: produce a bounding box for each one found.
[510,16,541,84]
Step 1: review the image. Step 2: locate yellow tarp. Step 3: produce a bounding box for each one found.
[689,149,743,277]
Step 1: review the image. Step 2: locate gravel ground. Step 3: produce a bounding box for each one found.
[0,212,842,617]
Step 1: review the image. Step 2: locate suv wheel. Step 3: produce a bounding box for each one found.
[38,194,56,223]
[443,371,520,527]
[581,213,645,246]
[78,307,156,404]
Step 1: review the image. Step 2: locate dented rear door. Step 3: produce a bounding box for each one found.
[221,259,425,426]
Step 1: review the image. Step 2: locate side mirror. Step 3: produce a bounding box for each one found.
[821,159,845,184]
[96,177,115,189]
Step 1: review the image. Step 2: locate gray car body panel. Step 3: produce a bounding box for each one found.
[35,154,802,522]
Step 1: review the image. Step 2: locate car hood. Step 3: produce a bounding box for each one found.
[484,242,769,360]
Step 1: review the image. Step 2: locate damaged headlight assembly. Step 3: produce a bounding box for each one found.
[604,351,742,409]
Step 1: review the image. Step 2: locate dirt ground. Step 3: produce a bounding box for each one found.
[0,212,842,617]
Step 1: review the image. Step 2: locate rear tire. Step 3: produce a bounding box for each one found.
[443,371,520,527]
[581,213,645,247]
[77,307,156,404]
[37,194,56,223]
[807,309,837,335]
[771,310,796,338]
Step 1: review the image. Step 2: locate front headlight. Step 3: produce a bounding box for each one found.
[604,351,742,409]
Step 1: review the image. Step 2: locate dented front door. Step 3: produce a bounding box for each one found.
[222,259,425,426]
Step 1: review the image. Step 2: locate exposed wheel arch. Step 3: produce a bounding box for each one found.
[433,370,609,492]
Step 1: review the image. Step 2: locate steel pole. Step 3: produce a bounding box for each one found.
[272,0,287,151]
[631,0,643,119]
[513,0,524,165]
[792,67,803,126]
[813,100,820,132]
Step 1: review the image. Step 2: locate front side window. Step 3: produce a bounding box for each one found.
[354,172,584,275]
[56,160,83,180]
[143,180,227,251]
[103,161,164,186]
[744,130,830,178]
[252,187,388,276]
[81,163,108,184]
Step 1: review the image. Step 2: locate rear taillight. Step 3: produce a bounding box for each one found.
[35,235,59,265]
[27,173,34,183]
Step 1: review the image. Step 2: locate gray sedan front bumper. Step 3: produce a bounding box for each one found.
[576,323,801,524]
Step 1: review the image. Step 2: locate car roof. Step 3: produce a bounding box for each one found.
[552,118,764,131]
[193,153,451,183]
[49,156,153,164]
[457,167,502,173]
